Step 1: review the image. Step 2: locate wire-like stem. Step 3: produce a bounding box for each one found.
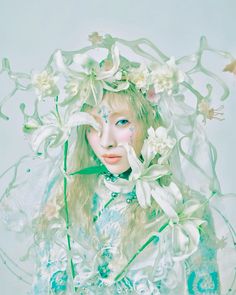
[63,140,76,288]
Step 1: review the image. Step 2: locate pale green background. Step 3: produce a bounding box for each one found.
[0,0,235,294]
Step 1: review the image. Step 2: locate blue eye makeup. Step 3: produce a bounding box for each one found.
[116,119,129,126]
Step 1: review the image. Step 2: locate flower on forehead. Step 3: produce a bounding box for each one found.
[198,99,224,123]
[88,32,103,45]
[151,57,185,96]
[127,64,149,90]
[145,127,176,164]
[169,199,206,261]
[31,70,59,100]
[23,108,100,154]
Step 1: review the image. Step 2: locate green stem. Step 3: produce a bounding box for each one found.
[93,196,116,223]
[114,221,169,281]
[63,141,76,282]
[55,96,62,124]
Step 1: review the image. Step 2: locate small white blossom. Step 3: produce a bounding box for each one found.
[146,127,176,164]
[32,70,59,100]
[151,57,185,95]
[128,64,149,90]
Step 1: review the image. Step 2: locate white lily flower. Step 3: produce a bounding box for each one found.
[31,70,59,100]
[26,110,100,153]
[151,57,185,96]
[151,181,182,220]
[169,199,206,261]
[96,44,120,80]
[124,142,172,209]
[104,142,181,220]
[93,44,129,92]
[54,46,129,107]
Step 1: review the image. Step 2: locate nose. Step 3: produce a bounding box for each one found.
[99,125,116,148]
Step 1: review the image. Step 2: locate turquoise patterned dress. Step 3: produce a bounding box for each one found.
[32,174,221,295]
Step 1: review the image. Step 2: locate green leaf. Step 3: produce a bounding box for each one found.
[70,165,108,176]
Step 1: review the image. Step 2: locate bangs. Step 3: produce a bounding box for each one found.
[103,92,133,113]
[102,89,149,122]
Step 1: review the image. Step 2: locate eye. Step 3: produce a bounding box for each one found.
[116,119,130,127]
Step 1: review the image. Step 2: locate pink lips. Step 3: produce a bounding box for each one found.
[102,154,122,165]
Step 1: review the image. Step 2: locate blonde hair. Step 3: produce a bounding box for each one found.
[38,85,160,268]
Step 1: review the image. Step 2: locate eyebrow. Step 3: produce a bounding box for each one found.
[91,110,132,119]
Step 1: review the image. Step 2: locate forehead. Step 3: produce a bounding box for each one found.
[90,95,133,117]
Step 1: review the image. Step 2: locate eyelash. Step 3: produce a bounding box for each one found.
[116,119,129,126]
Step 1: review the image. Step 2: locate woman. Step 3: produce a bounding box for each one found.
[0,33,235,294]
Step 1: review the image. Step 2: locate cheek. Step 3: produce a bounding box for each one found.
[86,131,99,150]
[115,125,141,145]
[116,127,135,144]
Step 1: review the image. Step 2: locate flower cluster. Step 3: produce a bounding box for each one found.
[32,70,59,100]
[150,57,185,95]
[0,32,229,155]
[104,126,206,261]
[145,127,176,164]
[30,35,185,110]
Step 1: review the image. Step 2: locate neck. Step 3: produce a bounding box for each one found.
[102,167,132,181]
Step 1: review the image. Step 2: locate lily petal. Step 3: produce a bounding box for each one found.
[172,224,189,257]
[121,144,143,179]
[166,182,183,202]
[66,111,100,131]
[96,44,120,80]
[31,125,62,152]
[86,79,103,106]
[151,186,179,220]
[102,81,130,92]
[141,139,156,167]
[142,164,169,181]
[136,180,151,208]
[183,202,202,217]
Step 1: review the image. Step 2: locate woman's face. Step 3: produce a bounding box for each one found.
[86,95,145,175]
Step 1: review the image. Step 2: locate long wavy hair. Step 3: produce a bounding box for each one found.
[38,85,161,272]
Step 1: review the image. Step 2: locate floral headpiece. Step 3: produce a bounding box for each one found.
[0,33,235,291]
[1,32,235,156]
